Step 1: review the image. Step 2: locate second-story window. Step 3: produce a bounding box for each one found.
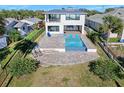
[49,14,60,21]
[66,14,80,20]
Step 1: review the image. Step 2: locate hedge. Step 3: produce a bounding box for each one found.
[0,50,17,69]
[25,29,44,41]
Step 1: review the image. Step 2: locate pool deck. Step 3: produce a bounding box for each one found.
[38,34,65,49]
[33,34,99,66]
[38,34,65,52]
[35,51,98,66]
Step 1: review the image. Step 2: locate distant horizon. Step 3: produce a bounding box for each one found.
[0,5,124,12]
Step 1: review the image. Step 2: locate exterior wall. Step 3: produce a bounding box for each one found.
[109,32,118,38]
[0,37,7,49]
[40,48,65,52]
[87,49,97,52]
[45,14,85,35]
[120,28,124,42]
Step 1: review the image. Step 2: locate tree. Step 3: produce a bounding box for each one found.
[87,31,99,44]
[9,58,38,77]
[99,15,123,41]
[102,15,123,34]
[8,29,22,43]
[89,59,124,80]
[105,8,115,13]
[0,9,44,20]
[0,15,5,35]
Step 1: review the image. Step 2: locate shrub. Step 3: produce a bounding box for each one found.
[0,48,11,62]
[89,59,124,80]
[9,58,38,77]
[9,29,22,43]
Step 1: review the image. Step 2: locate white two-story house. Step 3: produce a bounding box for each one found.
[45,9,86,35]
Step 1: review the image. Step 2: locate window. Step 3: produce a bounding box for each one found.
[66,14,80,20]
[64,25,80,31]
[48,14,60,21]
[48,26,59,32]
[23,27,25,30]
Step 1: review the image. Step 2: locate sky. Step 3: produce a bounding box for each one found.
[0,5,124,12]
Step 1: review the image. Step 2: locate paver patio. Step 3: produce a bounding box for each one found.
[33,51,98,66]
[33,34,99,66]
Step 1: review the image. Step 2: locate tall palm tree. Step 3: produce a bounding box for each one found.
[101,15,123,42]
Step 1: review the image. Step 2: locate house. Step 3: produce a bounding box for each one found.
[21,17,43,28]
[4,17,43,36]
[14,22,32,36]
[5,18,18,31]
[85,8,124,41]
[45,9,86,35]
[0,35,8,49]
[38,9,97,53]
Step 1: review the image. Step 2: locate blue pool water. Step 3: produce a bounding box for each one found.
[64,34,87,51]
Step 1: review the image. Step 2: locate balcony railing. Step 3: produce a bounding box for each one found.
[47,19,60,22]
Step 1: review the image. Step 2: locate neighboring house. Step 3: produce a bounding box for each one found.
[85,14,103,31]
[21,17,43,28]
[45,9,86,35]
[5,18,18,31]
[85,8,124,41]
[4,17,43,36]
[14,22,32,36]
[0,35,8,49]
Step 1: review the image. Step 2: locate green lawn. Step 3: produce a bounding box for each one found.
[7,29,124,87]
[8,62,124,87]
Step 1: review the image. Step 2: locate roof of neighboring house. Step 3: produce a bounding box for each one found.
[86,14,104,24]
[86,8,124,24]
[14,22,28,28]
[5,18,18,23]
[45,9,86,14]
[22,18,42,24]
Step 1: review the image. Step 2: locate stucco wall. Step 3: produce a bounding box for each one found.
[45,14,85,35]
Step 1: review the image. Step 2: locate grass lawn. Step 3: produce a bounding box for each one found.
[108,38,120,42]
[7,30,124,87]
[8,62,122,87]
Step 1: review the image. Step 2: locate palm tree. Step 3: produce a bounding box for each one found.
[101,15,123,42]
[0,16,5,36]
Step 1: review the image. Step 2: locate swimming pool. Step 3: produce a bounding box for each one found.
[64,34,87,51]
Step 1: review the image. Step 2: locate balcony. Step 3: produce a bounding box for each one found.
[46,14,61,22]
[49,19,60,22]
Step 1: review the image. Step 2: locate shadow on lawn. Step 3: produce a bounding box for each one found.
[14,40,37,55]
[0,48,11,62]
[117,56,124,67]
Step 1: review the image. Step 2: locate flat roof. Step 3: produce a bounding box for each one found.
[45,9,86,15]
